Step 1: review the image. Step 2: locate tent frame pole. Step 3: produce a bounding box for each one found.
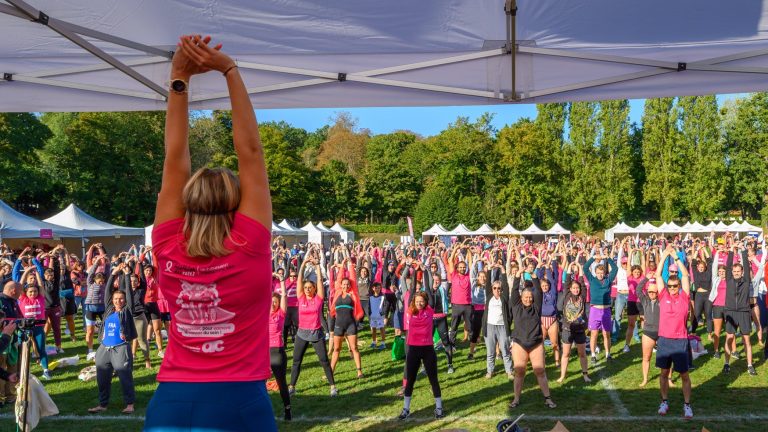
[4,0,168,98]
[504,0,518,101]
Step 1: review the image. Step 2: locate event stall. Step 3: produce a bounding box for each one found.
[330,223,355,243]
[44,203,145,256]
[0,200,82,249]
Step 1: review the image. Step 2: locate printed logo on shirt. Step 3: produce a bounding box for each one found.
[174,280,235,343]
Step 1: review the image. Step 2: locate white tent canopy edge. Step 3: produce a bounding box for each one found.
[3,1,768,111]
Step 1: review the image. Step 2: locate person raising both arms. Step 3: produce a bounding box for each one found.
[654,245,693,419]
[269,273,291,421]
[143,35,276,432]
[722,239,757,376]
[329,257,365,380]
[583,248,618,364]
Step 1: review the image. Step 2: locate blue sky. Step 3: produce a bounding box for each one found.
[256,94,743,137]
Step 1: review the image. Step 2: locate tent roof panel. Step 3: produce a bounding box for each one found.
[0,200,82,239]
[43,203,144,236]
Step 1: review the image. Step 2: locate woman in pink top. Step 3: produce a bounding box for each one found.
[19,267,51,380]
[269,274,291,420]
[398,291,444,421]
[144,35,275,432]
[289,258,337,397]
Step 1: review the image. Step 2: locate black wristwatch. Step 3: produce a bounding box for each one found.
[170,78,188,95]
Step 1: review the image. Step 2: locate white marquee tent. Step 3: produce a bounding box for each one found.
[497,224,521,235]
[521,223,547,237]
[301,222,338,249]
[545,223,571,236]
[0,200,82,247]
[472,224,496,236]
[2,1,768,112]
[43,203,145,255]
[447,224,473,237]
[330,223,355,243]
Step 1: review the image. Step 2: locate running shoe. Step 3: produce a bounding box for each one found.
[398,408,410,420]
[467,353,474,360]
[732,351,741,360]
[157,350,165,359]
[595,346,601,354]
[288,386,296,396]
[86,351,96,361]
[605,354,613,362]
[722,364,731,374]
[369,342,376,349]
[56,347,65,354]
[447,366,455,374]
[379,342,386,350]
[713,351,721,359]
[748,365,757,376]
[590,355,598,366]
[330,387,338,397]
[658,400,669,416]
[434,407,445,419]
[622,345,630,354]
[41,370,52,380]
[683,404,693,419]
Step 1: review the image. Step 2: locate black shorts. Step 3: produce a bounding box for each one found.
[725,310,752,335]
[160,312,171,322]
[712,305,726,320]
[656,336,689,373]
[145,302,162,321]
[626,301,640,316]
[61,296,78,316]
[562,330,586,345]
[643,330,659,342]
[334,320,358,336]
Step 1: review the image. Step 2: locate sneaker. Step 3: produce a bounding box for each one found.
[398,408,410,420]
[732,351,741,360]
[330,387,338,397]
[42,370,52,380]
[713,351,721,359]
[467,353,474,360]
[658,400,669,416]
[370,342,377,349]
[86,351,96,361]
[447,366,455,374]
[722,364,731,374]
[379,342,386,350]
[434,407,445,419]
[622,345,630,354]
[591,355,598,366]
[748,365,757,376]
[157,350,165,359]
[288,386,295,396]
[606,354,613,362]
[595,346,601,354]
[683,404,693,419]
[56,347,65,354]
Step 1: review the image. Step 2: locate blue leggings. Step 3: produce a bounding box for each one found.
[31,326,49,370]
[144,381,277,432]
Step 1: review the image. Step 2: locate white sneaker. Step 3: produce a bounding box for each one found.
[622,345,630,354]
[595,346,601,354]
[683,404,693,419]
[86,351,96,361]
[658,400,669,416]
[157,350,165,359]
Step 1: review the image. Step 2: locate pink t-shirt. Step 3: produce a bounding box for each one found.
[406,306,434,346]
[450,273,471,305]
[713,280,727,307]
[298,295,323,330]
[627,275,642,302]
[19,294,45,322]
[152,213,271,383]
[268,309,285,348]
[285,279,298,308]
[658,287,689,339]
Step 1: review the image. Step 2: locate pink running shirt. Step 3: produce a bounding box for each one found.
[298,295,323,330]
[152,213,271,383]
[713,280,727,307]
[406,306,434,346]
[450,273,471,305]
[658,287,689,339]
[268,309,285,348]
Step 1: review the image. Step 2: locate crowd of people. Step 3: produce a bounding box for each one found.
[0,35,766,431]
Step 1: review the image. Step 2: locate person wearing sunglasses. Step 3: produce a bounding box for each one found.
[654,246,693,419]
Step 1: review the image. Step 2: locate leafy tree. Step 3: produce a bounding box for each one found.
[413,184,457,234]
[456,195,485,229]
[596,100,635,225]
[566,101,600,231]
[0,113,53,214]
[641,97,684,220]
[316,112,369,177]
[260,123,313,220]
[317,160,360,222]
[676,95,725,220]
[724,93,768,220]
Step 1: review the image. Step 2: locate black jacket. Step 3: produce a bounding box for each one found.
[98,273,138,343]
[725,250,752,312]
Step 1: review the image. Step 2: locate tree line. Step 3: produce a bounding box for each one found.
[0,93,766,234]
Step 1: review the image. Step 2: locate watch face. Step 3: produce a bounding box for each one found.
[171,79,186,92]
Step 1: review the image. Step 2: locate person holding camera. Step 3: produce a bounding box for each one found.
[0,281,22,406]
[0,319,19,385]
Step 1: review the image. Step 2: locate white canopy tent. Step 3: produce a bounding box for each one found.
[521,223,547,237]
[273,219,306,245]
[472,224,496,236]
[447,224,473,237]
[43,203,145,255]
[3,1,768,112]
[144,224,153,247]
[0,200,82,249]
[330,223,355,243]
[301,222,338,249]
[497,224,521,235]
[545,223,571,236]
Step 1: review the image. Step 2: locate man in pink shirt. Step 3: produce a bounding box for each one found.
[654,246,693,420]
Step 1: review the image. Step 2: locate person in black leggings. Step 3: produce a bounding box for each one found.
[690,247,713,336]
[424,263,454,372]
[282,268,299,347]
[269,276,291,420]
[398,291,444,420]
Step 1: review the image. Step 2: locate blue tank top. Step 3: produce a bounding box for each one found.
[102,313,124,347]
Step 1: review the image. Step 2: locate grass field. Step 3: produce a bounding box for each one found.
[3,317,767,432]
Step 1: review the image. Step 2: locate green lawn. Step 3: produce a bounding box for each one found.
[6,318,768,432]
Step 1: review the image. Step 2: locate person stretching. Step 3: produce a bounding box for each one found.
[583,251,618,364]
[269,274,291,420]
